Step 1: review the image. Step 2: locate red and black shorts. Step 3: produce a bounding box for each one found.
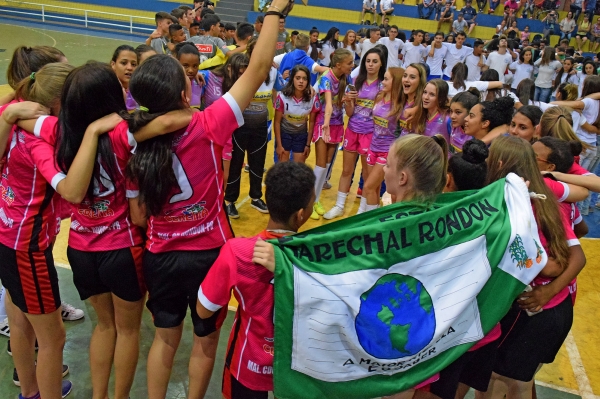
[0,242,61,315]
[67,246,146,302]
[222,365,269,399]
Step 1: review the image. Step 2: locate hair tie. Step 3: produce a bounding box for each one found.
[30,72,36,81]
[139,106,149,112]
[557,114,564,119]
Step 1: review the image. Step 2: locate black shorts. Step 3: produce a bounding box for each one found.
[222,365,268,399]
[493,296,573,382]
[144,248,224,336]
[429,338,499,398]
[0,243,60,315]
[280,131,308,153]
[67,246,145,302]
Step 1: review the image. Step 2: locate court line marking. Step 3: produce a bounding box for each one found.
[565,331,597,399]
[535,380,580,396]
[0,20,142,43]
[55,262,71,270]
[24,26,57,47]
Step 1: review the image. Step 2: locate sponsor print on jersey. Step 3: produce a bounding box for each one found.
[78,199,115,219]
[374,116,389,129]
[165,202,209,222]
[356,99,375,109]
[194,44,214,54]
[1,183,15,205]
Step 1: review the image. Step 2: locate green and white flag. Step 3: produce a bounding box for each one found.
[272,174,547,399]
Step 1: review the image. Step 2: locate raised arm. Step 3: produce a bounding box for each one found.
[227,0,293,112]
[545,171,600,192]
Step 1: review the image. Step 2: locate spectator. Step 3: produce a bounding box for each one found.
[285,30,299,53]
[171,8,190,39]
[437,4,454,31]
[418,0,436,19]
[559,11,577,42]
[484,35,515,84]
[452,13,469,35]
[584,0,597,21]
[378,25,403,67]
[254,15,264,38]
[169,24,186,47]
[521,25,531,42]
[570,0,584,21]
[521,0,535,18]
[380,17,391,34]
[592,18,600,52]
[576,16,592,52]
[360,27,382,59]
[476,0,487,13]
[446,33,455,42]
[190,21,200,37]
[401,29,428,67]
[277,33,328,85]
[425,31,450,79]
[379,0,396,18]
[506,20,520,40]
[442,31,474,80]
[541,10,559,41]
[459,0,477,35]
[342,29,362,65]
[308,28,322,62]
[319,27,340,66]
[496,19,508,34]
[224,23,236,46]
[488,0,501,13]
[465,39,486,80]
[361,0,378,25]
[276,17,289,56]
[534,46,562,102]
[503,0,520,13]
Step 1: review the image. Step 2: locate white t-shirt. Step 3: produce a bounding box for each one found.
[442,43,473,77]
[485,51,513,83]
[533,59,562,88]
[360,40,378,61]
[465,53,485,81]
[425,45,449,76]
[381,0,394,11]
[378,37,404,68]
[447,80,490,98]
[401,42,427,68]
[343,43,362,64]
[320,42,336,67]
[578,72,594,97]
[364,0,377,8]
[553,71,580,96]
[509,61,534,89]
[577,98,600,144]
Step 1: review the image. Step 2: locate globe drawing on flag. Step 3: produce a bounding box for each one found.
[355,274,436,359]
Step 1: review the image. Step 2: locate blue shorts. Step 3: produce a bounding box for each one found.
[281,131,308,153]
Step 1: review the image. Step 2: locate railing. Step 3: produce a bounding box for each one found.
[0,0,155,34]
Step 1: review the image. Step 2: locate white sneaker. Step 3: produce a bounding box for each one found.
[323,205,344,220]
[61,301,84,321]
[0,317,9,337]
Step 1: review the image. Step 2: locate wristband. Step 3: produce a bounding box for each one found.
[265,10,283,17]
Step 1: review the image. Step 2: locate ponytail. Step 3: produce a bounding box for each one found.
[14,62,74,108]
[7,46,65,89]
[330,48,353,108]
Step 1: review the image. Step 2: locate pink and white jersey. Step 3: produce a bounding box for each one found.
[423,112,451,142]
[125,89,138,112]
[315,69,350,126]
[145,94,243,253]
[347,79,380,134]
[198,230,284,391]
[33,116,144,251]
[568,162,593,176]
[0,105,60,251]
[532,178,579,310]
[200,71,224,108]
[190,79,202,109]
[450,126,470,154]
[274,93,319,134]
[370,100,398,153]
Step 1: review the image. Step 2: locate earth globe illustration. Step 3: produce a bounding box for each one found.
[355,273,436,359]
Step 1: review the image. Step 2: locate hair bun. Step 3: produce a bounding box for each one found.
[494,95,515,111]
[466,87,481,98]
[462,139,489,164]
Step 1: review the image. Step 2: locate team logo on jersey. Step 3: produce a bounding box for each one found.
[165,202,208,222]
[78,199,115,219]
[1,184,15,205]
[194,44,214,54]
[263,344,275,356]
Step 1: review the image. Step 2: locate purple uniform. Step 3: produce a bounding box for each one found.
[450,126,470,154]
[424,112,451,142]
[315,69,350,126]
[190,79,202,109]
[347,80,380,134]
[200,70,224,108]
[125,89,138,111]
[399,101,416,136]
[370,100,398,153]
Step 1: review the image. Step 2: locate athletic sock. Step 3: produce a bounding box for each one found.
[313,166,327,202]
[365,204,379,212]
[335,192,348,210]
[357,197,368,214]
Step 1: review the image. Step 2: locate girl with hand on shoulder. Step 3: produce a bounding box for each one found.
[448,63,503,99]
[449,87,481,154]
[463,95,515,144]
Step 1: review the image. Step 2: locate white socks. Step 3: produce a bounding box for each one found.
[313,166,328,203]
[335,191,348,210]
[366,204,379,212]
[0,286,6,320]
[357,197,368,214]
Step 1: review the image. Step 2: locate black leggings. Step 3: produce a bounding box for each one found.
[224,121,268,203]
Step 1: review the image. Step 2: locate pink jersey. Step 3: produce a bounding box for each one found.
[450,126,470,154]
[423,112,451,142]
[568,162,593,176]
[0,105,60,251]
[145,94,242,253]
[198,230,283,391]
[200,71,224,108]
[315,69,350,126]
[125,89,138,112]
[33,116,144,251]
[347,79,380,134]
[532,178,579,310]
[370,99,398,153]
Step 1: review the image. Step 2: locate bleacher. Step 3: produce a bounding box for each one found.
[0,0,598,48]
